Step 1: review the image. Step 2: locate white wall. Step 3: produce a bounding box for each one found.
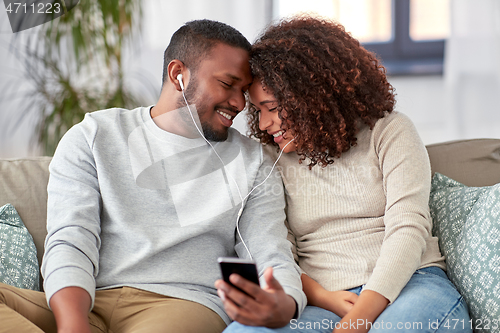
[389,75,453,145]
[391,74,500,146]
[390,0,500,146]
[0,6,42,157]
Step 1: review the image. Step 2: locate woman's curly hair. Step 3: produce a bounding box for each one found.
[247,15,396,168]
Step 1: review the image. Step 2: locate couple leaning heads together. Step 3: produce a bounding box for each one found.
[1,17,471,333]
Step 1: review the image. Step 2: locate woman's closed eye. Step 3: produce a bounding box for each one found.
[253,107,277,113]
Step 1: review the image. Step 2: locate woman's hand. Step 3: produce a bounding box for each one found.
[301,274,389,333]
[319,290,358,317]
[301,274,358,317]
[333,289,389,333]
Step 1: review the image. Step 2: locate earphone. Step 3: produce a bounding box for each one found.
[177,71,295,260]
[177,73,185,91]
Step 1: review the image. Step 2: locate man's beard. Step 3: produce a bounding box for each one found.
[178,79,229,142]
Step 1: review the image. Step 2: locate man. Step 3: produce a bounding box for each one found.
[0,20,305,332]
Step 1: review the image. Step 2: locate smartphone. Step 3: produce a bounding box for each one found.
[218,257,260,292]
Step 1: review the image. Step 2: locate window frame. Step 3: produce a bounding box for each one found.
[362,0,446,76]
[271,0,446,76]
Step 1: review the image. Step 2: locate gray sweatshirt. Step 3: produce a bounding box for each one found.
[42,106,306,324]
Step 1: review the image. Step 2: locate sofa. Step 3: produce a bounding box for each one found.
[1,139,500,331]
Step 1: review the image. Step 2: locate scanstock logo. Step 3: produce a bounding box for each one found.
[3,0,79,33]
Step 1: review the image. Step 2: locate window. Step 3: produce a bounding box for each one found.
[273,0,450,75]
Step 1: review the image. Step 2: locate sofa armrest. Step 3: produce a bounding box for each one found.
[0,157,52,272]
[426,138,500,187]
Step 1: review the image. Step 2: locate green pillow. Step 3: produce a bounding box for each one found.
[0,203,40,290]
[430,173,499,333]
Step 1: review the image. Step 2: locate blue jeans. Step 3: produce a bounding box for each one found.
[223,267,471,333]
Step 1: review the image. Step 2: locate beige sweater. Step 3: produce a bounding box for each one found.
[266,111,445,303]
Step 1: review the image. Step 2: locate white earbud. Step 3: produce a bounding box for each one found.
[177,74,184,91]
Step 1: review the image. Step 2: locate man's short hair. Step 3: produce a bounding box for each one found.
[162,19,251,84]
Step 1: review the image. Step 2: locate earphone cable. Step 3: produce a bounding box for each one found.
[181,89,293,260]
[182,92,244,202]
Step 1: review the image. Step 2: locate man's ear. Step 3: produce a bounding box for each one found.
[167,60,187,92]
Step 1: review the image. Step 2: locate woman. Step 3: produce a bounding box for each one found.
[224,16,471,333]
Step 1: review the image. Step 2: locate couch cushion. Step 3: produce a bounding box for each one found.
[0,203,40,290]
[0,157,51,271]
[426,139,500,187]
[429,173,500,332]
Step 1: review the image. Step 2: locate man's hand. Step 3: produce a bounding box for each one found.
[50,286,92,333]
[215,267,296,328]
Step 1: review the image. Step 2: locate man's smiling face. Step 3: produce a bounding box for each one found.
[180,42,252,141]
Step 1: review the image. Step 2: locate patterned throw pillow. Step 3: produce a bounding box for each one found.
[0,203,40,290]
[430,173,500,333]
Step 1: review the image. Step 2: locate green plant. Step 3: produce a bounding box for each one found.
[13,0,152,155]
